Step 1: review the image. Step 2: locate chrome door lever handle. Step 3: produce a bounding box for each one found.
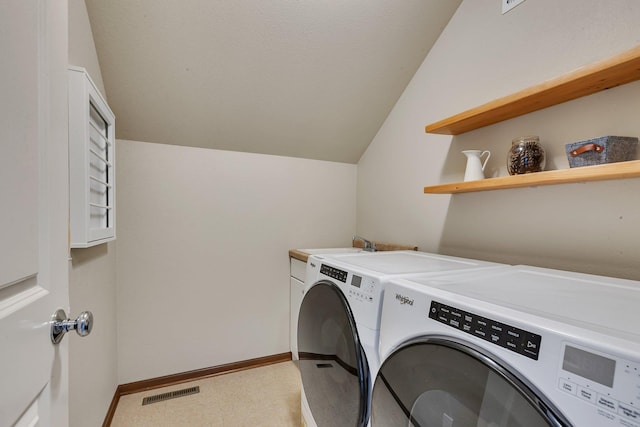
[50,309,93,344]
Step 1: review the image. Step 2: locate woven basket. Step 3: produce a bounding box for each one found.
[565,136,638,168]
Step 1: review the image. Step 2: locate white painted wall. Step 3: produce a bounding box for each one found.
[357,0,640,280]
[68,1,118,425]
[116,140,357,383]
[68,0,105,95]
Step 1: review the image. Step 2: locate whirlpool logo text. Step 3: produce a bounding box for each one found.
[395,293,414,306]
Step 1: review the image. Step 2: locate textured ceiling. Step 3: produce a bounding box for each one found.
[85,0,461,163]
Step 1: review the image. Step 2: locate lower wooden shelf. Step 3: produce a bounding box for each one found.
[424,160,640,194]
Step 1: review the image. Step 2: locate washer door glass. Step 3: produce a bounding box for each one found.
[298,281,369,427]
[372,340,569,427]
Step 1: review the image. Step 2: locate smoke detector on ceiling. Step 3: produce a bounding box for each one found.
[502,0,526,14]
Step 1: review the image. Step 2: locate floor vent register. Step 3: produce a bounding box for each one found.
[142,386,200,406]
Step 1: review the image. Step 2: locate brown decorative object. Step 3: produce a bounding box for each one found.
[507,136,546,175]
[565,136,638,168]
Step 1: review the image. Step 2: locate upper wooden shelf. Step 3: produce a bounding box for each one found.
[424,160,640,194]
[425,45,640,135]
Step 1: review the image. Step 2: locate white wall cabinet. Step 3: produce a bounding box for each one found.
[68,66,116,248]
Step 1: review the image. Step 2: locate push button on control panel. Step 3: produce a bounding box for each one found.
[618,403,640,423]
[577,386,597,405]
[429,301,542,360]
[558,378,577,395]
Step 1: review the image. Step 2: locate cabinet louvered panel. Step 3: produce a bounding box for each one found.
[69,67,116,248]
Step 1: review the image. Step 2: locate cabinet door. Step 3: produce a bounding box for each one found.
[290,276,304,359]
[69,66,116,247]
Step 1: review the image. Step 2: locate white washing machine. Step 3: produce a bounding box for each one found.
[373,265,640,427]
[297,250,505,427]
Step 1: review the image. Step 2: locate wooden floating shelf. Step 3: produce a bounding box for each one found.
[425,45,640,135]
[423,160,640,194]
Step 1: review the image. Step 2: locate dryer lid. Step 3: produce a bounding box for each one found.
[323,251,502,276]
[402,265,640,341]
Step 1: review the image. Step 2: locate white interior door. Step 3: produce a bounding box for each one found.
[0,0,69,426]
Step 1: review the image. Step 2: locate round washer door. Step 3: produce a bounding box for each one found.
[372,338,571,427]
[297,280,370,427]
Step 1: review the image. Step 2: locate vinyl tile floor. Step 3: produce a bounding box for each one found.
[110,361,302,427]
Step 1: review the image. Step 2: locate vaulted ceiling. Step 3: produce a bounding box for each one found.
[85,0,461,163]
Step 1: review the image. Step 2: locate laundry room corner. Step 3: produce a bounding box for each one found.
[114,140,358,384]
[356,0,640,280]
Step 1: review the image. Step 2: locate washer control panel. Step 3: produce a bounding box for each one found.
[429,300,542,360]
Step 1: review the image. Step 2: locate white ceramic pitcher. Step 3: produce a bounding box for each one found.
[462,150,491,181]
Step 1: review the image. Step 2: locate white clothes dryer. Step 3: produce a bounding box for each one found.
[297,250,505,427]
[373,265,640,427]
[291,248,363,361]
